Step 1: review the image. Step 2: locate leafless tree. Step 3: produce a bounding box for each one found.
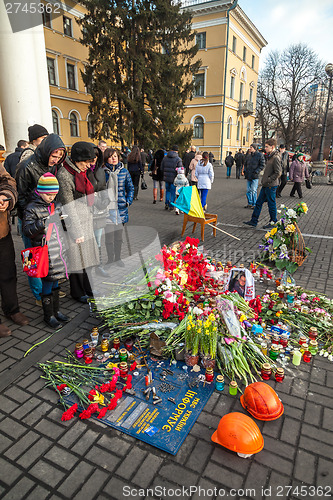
[256,44,324,150]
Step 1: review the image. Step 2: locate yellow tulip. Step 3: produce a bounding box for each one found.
[270,227,277,236]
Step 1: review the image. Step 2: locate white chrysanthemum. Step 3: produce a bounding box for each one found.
[286,209,297,218]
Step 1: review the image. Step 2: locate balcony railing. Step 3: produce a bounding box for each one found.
[238,100,254,116]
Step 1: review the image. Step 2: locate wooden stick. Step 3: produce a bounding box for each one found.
[207,223,241,241]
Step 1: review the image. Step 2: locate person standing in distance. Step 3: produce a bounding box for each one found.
[276,144,289,198]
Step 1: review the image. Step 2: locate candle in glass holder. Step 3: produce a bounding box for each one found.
[82,339,90,350]
[271,334,280,345]
[261,341,268,356]
[300,343,309,355]
[309,340,318,355]
[308,327,318,341]
[229,380,238,395]
[280,334,288,348]
[298,335,307,346]
[119,362,129,378]
[303,350,312,363]
[205,367,214,383]
[269,344,279,361]
[74,342,84,359]
[292,349,302,366]
[275,367,285,382]
[215,375,225,392]
[261,363,272,380]
[83,347,93,364]
[113,338,120,350]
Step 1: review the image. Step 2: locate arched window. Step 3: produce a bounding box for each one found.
[236,119,241,141]
[193,117,204,139]
[227,117,232,140]
[87,115,94,138]
[246,122,251,142]
[69,112,79,137]
[52,110,60,135]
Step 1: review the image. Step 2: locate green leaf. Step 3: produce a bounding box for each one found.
[127,303,134,310]
[273,238,281,249]
[304,247,312,253]
[275,259,287,270]
[155,300,162,307]
[286,261,298,274]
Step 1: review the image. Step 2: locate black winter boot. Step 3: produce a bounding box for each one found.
[52,288,69,322]
[42,294,62,328]
[95,247,109,277]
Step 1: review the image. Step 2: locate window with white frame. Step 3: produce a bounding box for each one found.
[227,117,232,140]
[230,75,235,99]
[63,16,73,37]
[246,122,251,142]
[194,73,205,97]
[69,112,79,137]
[52,110,60,135]
[239,82,244,102]
[196,32,206,49]
[249,87,253,103]
[87,116,95,138]
[236,120,241,141]
[67,63,77,90]
[47,57,56,86]
[193,117,204,139]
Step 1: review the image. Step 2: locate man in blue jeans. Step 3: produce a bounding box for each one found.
[243,144,265,208]
[243,138,281,229]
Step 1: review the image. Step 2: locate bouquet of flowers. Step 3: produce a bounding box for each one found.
[259,203,310,274]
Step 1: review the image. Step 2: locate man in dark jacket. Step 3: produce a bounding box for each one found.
[15,134,66,304]
[0,164,29,336]
[234,149,245,179]
[161,145,182,210]
[4,140,28,177]
[183,145,196,177]
[20,124,49,163]
[276,144,289,197]
[243,144,265,208]
[225,152,234,178]
[243,138,281,228]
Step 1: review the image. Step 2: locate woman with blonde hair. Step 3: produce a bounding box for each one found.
[195,151,214,210]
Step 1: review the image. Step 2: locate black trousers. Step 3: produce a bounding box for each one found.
[290,182,302,198]
[105,225,124,263]
[130,171,141,199]
[69,271,93,300]
[277,173,287,196]
[0,233,19,317]
[236,165,242,179]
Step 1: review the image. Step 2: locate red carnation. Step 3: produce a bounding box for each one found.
[61,403,78,421]
[97,407,108,419]
[56,384,67,392]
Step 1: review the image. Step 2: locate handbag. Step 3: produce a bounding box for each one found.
[141,176,148,190]
[21,222,53,278]
[305,178,312,189]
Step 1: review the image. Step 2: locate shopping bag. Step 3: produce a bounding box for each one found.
[305,178,312,189]
[141,176,148,190]
[21,223,53,278]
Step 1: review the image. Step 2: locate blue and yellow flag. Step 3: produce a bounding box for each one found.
[172,186,205,219]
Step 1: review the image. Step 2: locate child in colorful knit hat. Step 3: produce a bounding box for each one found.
[22,173,69,329]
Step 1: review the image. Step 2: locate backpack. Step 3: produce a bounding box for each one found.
[225,155,234,167]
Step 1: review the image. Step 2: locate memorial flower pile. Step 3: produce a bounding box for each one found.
[259,203,310,274]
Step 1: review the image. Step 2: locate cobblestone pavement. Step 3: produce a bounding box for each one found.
[0,169,332,499]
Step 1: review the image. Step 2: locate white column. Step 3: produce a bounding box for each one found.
[0,4,52,152]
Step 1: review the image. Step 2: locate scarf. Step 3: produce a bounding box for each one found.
[63,161,94,206]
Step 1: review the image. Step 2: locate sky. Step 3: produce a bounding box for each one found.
[239,0,333,69]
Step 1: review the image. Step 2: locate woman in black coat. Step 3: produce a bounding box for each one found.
[127,145,143,200]
[151,149,165,203]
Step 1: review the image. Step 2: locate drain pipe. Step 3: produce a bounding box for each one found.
[220,0,238,164]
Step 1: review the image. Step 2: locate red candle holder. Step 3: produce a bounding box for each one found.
[303,351,312,363]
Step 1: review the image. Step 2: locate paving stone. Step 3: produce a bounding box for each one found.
[69,429,99,454]
[25,485,50,500]
[283,404,303,420]
[185,439,213,473]
[291,378,309,399]
[275,393,305,410]
[244,463,269,500]
[262,416,283,439]
[0,476,35,500]
[4,386,32,404]
[309,382,333,399]
[10,397,41,419]
[211,446,251,475]
[326,371,333,387]
[298,435,332,460]
[58,421,86,447]
[17,437,52,467]
[4,431,39,460]
[172,434,196,465]
[85,446,121,473]
[197,412,221,429]
[103,476,138,500]
[301,423,333,446]
[310,366,326,385]
[29,460,65,488]
[317,457,333,489]
[203,462,244,490]
[97,434,132,456]
[294,449,316,484]
[280,417,301,446]
[304,401,322,426]
[322,407,333,431]
[0,457,22,486]
[203,392,219,413]
[190,422,214,442]
[268,471,292,498]
[57,462,93,498]
[34,418,64,439]
[72,469,109,500]
[115,447,148,479]
[44,445,79,470]
[212,394,236,416]
[254,449,293,476]
[0,434,13,453]
[132,453,163,488]
[1,417,27,439]
[262,435,296,460]
[192,478,218,500]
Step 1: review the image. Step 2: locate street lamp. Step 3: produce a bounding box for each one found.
[317,63,333,161]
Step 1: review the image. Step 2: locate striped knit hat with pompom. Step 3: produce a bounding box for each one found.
[37,172,59,194]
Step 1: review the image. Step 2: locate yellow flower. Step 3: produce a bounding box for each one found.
[270,227,277,236]
[301,203,308,213]
[275,310,283,317]
[285,224,296,233]
[239,314,247,322]
[265,232,270,239]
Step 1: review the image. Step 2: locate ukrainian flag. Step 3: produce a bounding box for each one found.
[172,186,205,219]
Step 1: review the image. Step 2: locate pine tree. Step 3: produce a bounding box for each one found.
[79,0,200,149]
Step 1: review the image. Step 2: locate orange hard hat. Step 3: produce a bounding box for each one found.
[240,382,284,421]
[211,412,264,455]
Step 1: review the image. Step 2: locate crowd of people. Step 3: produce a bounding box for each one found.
[0,127,311,336]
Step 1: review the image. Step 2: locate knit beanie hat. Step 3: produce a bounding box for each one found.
[37,173,59,195]
[28,124,49,142]
[177,167,185,174]
[70,142,96,162]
